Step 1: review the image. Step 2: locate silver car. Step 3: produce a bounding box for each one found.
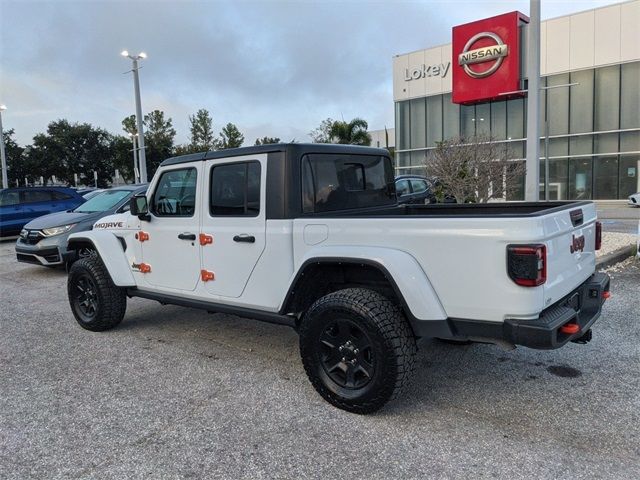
[16,185,146,267]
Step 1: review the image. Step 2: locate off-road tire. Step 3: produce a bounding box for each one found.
[299,288,417,414]
[68,255,127,331]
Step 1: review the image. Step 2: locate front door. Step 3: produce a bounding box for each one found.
[141,166,201,291]
[200,155,266,298]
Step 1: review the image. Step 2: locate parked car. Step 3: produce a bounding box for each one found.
[15,184,146,267]
[395,175,455,204]
[628,192,640,207]
[65,144,608,413]
[0,187,86,238]
[80,189,105,200]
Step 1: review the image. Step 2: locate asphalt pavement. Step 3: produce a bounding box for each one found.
[596,203,639,234]
[1,239,639,479]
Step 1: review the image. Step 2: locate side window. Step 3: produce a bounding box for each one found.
[410,179,428,194]
[151,168,197,217]
[22,190,53,203]
[396,179,411,196]
[0,191,20,206]
[210,161,261,217]
[301,154,395,213]
[52,191,73,200]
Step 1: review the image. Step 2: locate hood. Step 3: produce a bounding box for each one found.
[24,210,105,231]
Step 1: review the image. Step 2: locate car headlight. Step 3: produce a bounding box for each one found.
[19,229,28,239]
[41,224,76,237]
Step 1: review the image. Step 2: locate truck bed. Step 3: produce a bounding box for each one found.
[305,201,592,218]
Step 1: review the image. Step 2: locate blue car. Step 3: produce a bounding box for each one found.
[0,187,86,238]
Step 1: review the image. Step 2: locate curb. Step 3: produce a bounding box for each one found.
[596,245,637,270]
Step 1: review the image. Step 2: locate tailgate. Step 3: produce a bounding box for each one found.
[542,203,597,307]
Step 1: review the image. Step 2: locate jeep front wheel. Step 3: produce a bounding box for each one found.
[67,256,127,331]
[299,288,417,414]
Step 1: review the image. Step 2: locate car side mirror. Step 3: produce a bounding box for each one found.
[130,195,150,221]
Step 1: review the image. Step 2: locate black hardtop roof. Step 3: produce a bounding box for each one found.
[160,143,391,167]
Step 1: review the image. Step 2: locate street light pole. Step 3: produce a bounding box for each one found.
[0,105,8,189]
[121,51,148,183]
[525,0,541,201]
[130,133,139,183]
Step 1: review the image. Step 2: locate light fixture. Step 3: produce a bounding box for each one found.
[121,50,129,57]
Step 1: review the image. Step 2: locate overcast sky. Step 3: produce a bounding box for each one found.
[0,0,620,146]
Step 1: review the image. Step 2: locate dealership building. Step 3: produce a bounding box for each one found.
[393,0,639,200]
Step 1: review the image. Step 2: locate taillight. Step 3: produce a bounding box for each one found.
[507,244,547,287]
[595,221,602,251]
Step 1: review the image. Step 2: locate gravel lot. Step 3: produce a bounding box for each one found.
[1,240,639,479]
[597,231,638,257]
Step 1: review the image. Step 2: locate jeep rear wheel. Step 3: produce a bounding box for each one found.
[299,288,416,414]
[68,256,126,331]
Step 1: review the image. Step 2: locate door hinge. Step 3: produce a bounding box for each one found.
[199,233,214,246]
[200,269,215,282]
[136,231,150,242]
[132,262,151,273]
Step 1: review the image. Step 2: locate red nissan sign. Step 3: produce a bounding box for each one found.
[452,11,529,105]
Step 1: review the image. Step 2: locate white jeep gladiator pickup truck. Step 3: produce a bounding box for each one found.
[66,143,610,413]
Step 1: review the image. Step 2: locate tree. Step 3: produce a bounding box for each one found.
[309,118,334,143]
[2,129,26,186]
[329,118,371,146]
[111,135,136,183]
[254,136,280,146]
[219,123,244,149]
[144,110,176,176]
[122,115,137,136]
[189,109,217,152]
[26,120,114,187]
[424,135,526,203]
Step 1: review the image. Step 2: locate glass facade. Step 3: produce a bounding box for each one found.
[395,61,640,200]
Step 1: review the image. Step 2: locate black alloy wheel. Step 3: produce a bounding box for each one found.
[74,274,99,321]
[318,318,375,390]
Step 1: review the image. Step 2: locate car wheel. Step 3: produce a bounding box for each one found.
[299,288,417,414]
[67,255,126,331]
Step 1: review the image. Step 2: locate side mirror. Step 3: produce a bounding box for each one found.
[130,194,150,220]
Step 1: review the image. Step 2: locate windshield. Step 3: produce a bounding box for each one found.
[74,190,131,213]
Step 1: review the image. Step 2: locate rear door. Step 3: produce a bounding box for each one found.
[409,178,430,204]
[200,154,267,298]
[0,190,23,235]
[543,203,598,305]
[21,189,54,222]
[140,166,202,291]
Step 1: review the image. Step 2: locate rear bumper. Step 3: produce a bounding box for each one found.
[415,273,610,350]
[503,273,610,349]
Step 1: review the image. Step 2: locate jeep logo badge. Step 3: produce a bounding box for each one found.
[570,234,586,254]
[458,32,508,78]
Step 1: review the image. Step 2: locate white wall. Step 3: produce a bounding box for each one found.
[368,128,395,148]
[393,0,640,101]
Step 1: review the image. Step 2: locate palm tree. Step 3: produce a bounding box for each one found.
[328,118,372,146]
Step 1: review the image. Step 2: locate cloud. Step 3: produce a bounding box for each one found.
[0,0,620,146]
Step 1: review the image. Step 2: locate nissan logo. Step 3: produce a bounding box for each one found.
[458,32,508,79]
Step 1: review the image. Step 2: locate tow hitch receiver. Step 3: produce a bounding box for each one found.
[571,328,593,345]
